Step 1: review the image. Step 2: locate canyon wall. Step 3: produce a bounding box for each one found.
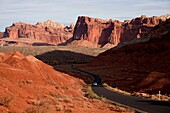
[3,20,73,45]
[1,15,169,47]
[71,15,169,47]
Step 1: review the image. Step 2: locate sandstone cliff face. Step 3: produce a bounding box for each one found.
[2,15,169,47]
[36,20,65,28]
[3,20,73,45]
[0,32,3,38]
[71,15,169,48]
[72,17,119,47]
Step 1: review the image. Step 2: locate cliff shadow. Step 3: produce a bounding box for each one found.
[99,23,114,47]
[57,37,74,46]
[32,42,55,46]
[138,100,170,107]
[35,50,95,84]
[119,25,153,43]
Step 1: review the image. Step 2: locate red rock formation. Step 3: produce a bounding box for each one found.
[0,32,3,38]
[36,20,65,28]
[3,20,73,45]
[88,18,170,94]
[1,15,169,47]
[71,15,169,48]
[72,17,118,47]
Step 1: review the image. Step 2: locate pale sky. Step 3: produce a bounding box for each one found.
[0,0,170,31]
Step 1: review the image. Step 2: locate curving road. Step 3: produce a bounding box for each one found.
[72,65,170,113]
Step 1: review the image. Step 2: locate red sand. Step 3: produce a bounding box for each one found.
[0,51,132,113]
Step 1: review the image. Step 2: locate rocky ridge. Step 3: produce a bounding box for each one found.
[2,20,73,46]
[88,18,170,94]
[1,14,169,47]
[36,20,65,28]
[70,14,169,48]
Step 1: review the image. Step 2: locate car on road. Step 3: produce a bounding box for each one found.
[93,82,98,86]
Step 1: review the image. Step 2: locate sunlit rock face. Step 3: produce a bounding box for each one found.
[3,20,73,45]
[72,15,168,48]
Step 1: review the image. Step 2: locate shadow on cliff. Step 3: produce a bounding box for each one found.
[36,49,94,64]
[57,37,74,46]
[32,42,55,46]
[99,23,114,47]
[35,50,94,84]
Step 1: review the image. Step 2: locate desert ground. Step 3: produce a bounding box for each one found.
[0,46,135,113]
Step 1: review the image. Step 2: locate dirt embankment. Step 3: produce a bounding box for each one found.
[0,51,133,113]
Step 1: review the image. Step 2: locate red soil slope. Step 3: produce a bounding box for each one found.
[88,18,170,94]
[0,52,132,113]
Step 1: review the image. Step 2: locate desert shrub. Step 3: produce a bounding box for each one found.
[84,86,107,102]
[27,99,45,106]
[84,86,99,99]
[49,92,66,99]
[68,103,74,108]
[55,85,59,89]
[48,81,56,86]
[0,96,12,107]
[73,97,81,101]
[63,98,71,103]
[55,105,63,111]
[64,109,72,113]
[25,106,47,113]
[61,86,69,90]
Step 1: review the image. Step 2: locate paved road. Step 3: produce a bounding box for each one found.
[72,65,170,113]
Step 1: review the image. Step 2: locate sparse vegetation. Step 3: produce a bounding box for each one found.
[68,103,74,108]
[104,83,170,101]
[49,92,66,99]
[25,106,47,113]
[27,99,45,106]
[103,83,131,95]
[112,105,129,112]
[84,86,99,99]
[64,109,72,113]
[55,105,63,111]
[48,80,57,86]
[0,46,134,113]
[73,97,81,101]
[63,98,71,103]
[0,96,12,107]
[49,91,71,103]
[84,86,107,102]
[61,86,69,90]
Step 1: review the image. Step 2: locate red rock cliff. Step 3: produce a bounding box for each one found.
[0,32,3,38]
[3,20,73,45]
[88,18,170,94]
[72,15,168,48]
